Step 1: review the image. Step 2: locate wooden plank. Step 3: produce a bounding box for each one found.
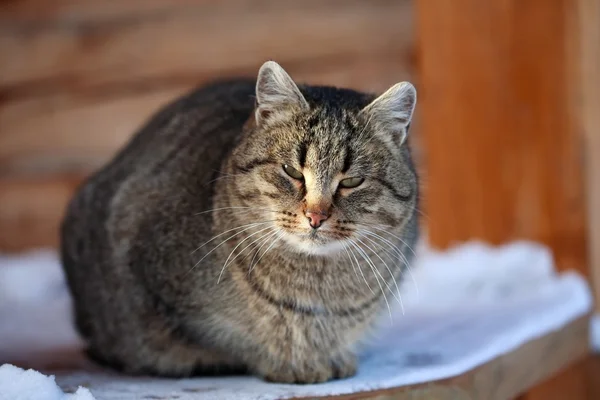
[313,316,590,399]
[0,0,413,95]
[518,352,600,399]
[415,0,588,276]
[0,0,214,24]
[0,85,190,176]
[587,355,600,399]
[0,54,414,176]
[0,0,413,27]
[517,361,589,400]
[0,175,84,251]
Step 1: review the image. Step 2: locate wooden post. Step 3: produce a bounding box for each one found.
[415,0,590,277]
[415,0,599,398]
[577,0,600,311]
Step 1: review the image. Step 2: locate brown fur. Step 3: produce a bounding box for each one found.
[60,61,419,383]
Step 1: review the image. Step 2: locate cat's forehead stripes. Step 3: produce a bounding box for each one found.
[298,140,308,168]
[342,147,353,174]
[303,141,341,184]
[297,112,358,179]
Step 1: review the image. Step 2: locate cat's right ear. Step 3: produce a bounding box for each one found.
[255,61,309,125]
[359,82,417,146]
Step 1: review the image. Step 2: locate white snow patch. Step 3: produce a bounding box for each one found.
[0,364,95,400]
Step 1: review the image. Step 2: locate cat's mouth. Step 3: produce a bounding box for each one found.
[282,229,348,256]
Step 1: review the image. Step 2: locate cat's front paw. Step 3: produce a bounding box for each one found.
[262,364,332,384]
[259,352,357,384]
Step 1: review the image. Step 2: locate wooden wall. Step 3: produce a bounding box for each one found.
[0,0,416,251]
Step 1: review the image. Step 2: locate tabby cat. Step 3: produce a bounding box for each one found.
[60,61,419,383]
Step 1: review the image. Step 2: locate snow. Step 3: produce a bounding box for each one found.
[0,241,593,400]
[0,250,84,367]
[0,364,94,400]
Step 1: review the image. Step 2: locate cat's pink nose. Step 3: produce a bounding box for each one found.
[305,210,329,229]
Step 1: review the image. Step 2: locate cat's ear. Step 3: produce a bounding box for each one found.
[255,61,309,125]
[360,82,416,145]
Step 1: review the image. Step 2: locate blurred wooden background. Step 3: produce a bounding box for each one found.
[0,0,415,251]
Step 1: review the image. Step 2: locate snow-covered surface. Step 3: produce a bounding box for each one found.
[0,241,593,400]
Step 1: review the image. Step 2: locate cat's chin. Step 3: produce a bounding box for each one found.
[282,232,348,257]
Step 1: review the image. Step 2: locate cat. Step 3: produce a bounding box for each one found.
[60,61,419,384]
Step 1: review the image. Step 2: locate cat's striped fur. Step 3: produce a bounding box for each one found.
[60,61,419,383]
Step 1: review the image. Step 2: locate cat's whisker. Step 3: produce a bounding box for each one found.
[352,239,404,310]
[206,173,248,185]
[361,233,410,277]
[354,235,405,315]
[222,227,279,273]
[191,220,277,255]
[357,229,411,268]
[248,230,281,273]
[194,206,282,216]
[345,245,375,296]
[413,207,430,220]
[357,224,418,258]
[348,240,392,323]
[224,227,280,272]
[249,231,284,274]
[365,227,419,293]
[195,206,254,215]
[217,225,277,284]
[341,244,360,281]
[332,217,377,296]
[351,223,418,271]
[388,232,417,257]
[357,228,419,297]
[343,244,376,299]
[188,223,275,274]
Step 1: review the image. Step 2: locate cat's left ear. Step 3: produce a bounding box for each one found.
[360,82,416,145]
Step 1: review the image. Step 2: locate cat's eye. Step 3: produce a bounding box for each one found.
[339,177,365,189]
[283,164,304,180]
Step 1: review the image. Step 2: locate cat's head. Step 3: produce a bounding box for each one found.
[228,61,418,256]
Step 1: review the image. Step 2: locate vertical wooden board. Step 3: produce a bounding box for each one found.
[576,0,600,309]
[415,0,588,274]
